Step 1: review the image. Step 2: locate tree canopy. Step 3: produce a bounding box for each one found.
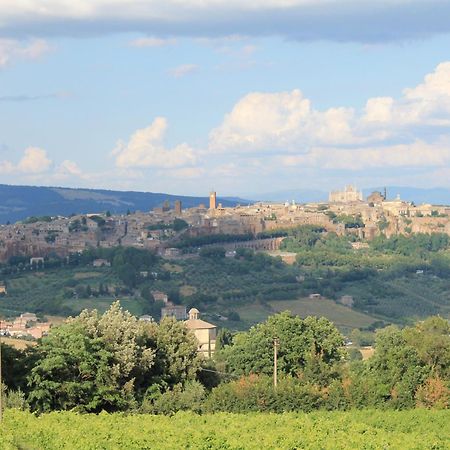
[27,302,200,412]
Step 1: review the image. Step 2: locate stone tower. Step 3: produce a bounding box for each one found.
[209,191,217,210]
[174,200,182,215]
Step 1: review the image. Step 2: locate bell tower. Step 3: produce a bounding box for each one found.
[209,191,217,210]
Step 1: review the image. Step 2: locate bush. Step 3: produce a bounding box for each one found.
[205,375,325,413]
[141,381,205,415]
[5,389,29,411]
[415,377,450,409]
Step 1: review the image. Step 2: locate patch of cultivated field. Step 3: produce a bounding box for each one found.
[73,272,102,280]
[235,297,376,330]
[0,337,36,350]
[0,410,448,450]
[180,285,197,296]
[269,298,376,329]
[162,263,184,273]
[235,302,274,325]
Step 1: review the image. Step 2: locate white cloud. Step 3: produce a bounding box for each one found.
[114,117,197,169]
[2,1,448,43]
[209,89,357,152]
[168,64,198,78]
[281,139,450,170]
[0,39,51,68]
[130,37,177,48]
[17,147,52,173]
[56,160,83,177]
[362,62,450,127]
[209,61,450,173]
[0,147,52,176]
[0,160,15,174]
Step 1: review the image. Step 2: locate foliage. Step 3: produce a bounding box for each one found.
[0,344,35,392]
[205,375,324,413]
[334,214,364,228]
[218,312,344,385]
[140,381,205,415]
[27,303,200,413]
[174,233,253,249]
[0,409,449,449]
[199,246,226,259]
[22,216,53,224]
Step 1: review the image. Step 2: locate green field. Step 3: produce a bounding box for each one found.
[270,298,377,329]
[1,409,448,449]
[235,297,376,331]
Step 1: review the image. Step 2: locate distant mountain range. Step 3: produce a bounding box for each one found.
[252,187,450,205]
[0,184,248,224]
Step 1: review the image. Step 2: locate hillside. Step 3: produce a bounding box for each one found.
[0,184,246,224]
[1,234,450,332]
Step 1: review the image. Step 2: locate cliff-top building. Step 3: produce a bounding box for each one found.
[329,185,363,203]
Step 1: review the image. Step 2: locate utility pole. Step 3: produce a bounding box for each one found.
[273,337,279,389]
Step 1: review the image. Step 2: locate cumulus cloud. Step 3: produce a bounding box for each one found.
[1,1,449,43]
[0,160,15,174]
[281,139,450,171]
[56,160,83,176]
[168,64,199,78]
[17,147,52,173]
[0,147,52,175]
[114,117,197,169]
[209,89,358,152]
[209,62,450,172]
[0,38,51,68]
[362,62,450,127]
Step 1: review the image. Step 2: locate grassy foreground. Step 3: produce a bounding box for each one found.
[1,409,449,449]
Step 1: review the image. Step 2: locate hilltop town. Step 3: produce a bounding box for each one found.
[1,185,449,263]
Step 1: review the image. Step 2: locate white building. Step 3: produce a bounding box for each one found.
[185,308,217,358]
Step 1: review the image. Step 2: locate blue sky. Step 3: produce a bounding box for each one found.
[1,1,450,197]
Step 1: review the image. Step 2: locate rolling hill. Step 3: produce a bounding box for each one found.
[0,184,248,223]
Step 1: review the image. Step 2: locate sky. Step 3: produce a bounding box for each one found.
[1,1,450,197]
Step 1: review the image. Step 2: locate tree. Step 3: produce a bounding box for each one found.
[116,263,137,288]
[199,246,226,259]
[402,316,450,379]
[172,218,189,232]
[27,303,156,412]
[218,312,344,384]
[152,317,201,387]
[27,303,200,413]
[1,344,34,392]
[364,326,427,408]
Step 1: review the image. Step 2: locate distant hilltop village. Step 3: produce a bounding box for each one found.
[0,186,449,262]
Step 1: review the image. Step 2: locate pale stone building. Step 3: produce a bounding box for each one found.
[185,308,217,358]
[161,304,187,321]
[329,185,363,203]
